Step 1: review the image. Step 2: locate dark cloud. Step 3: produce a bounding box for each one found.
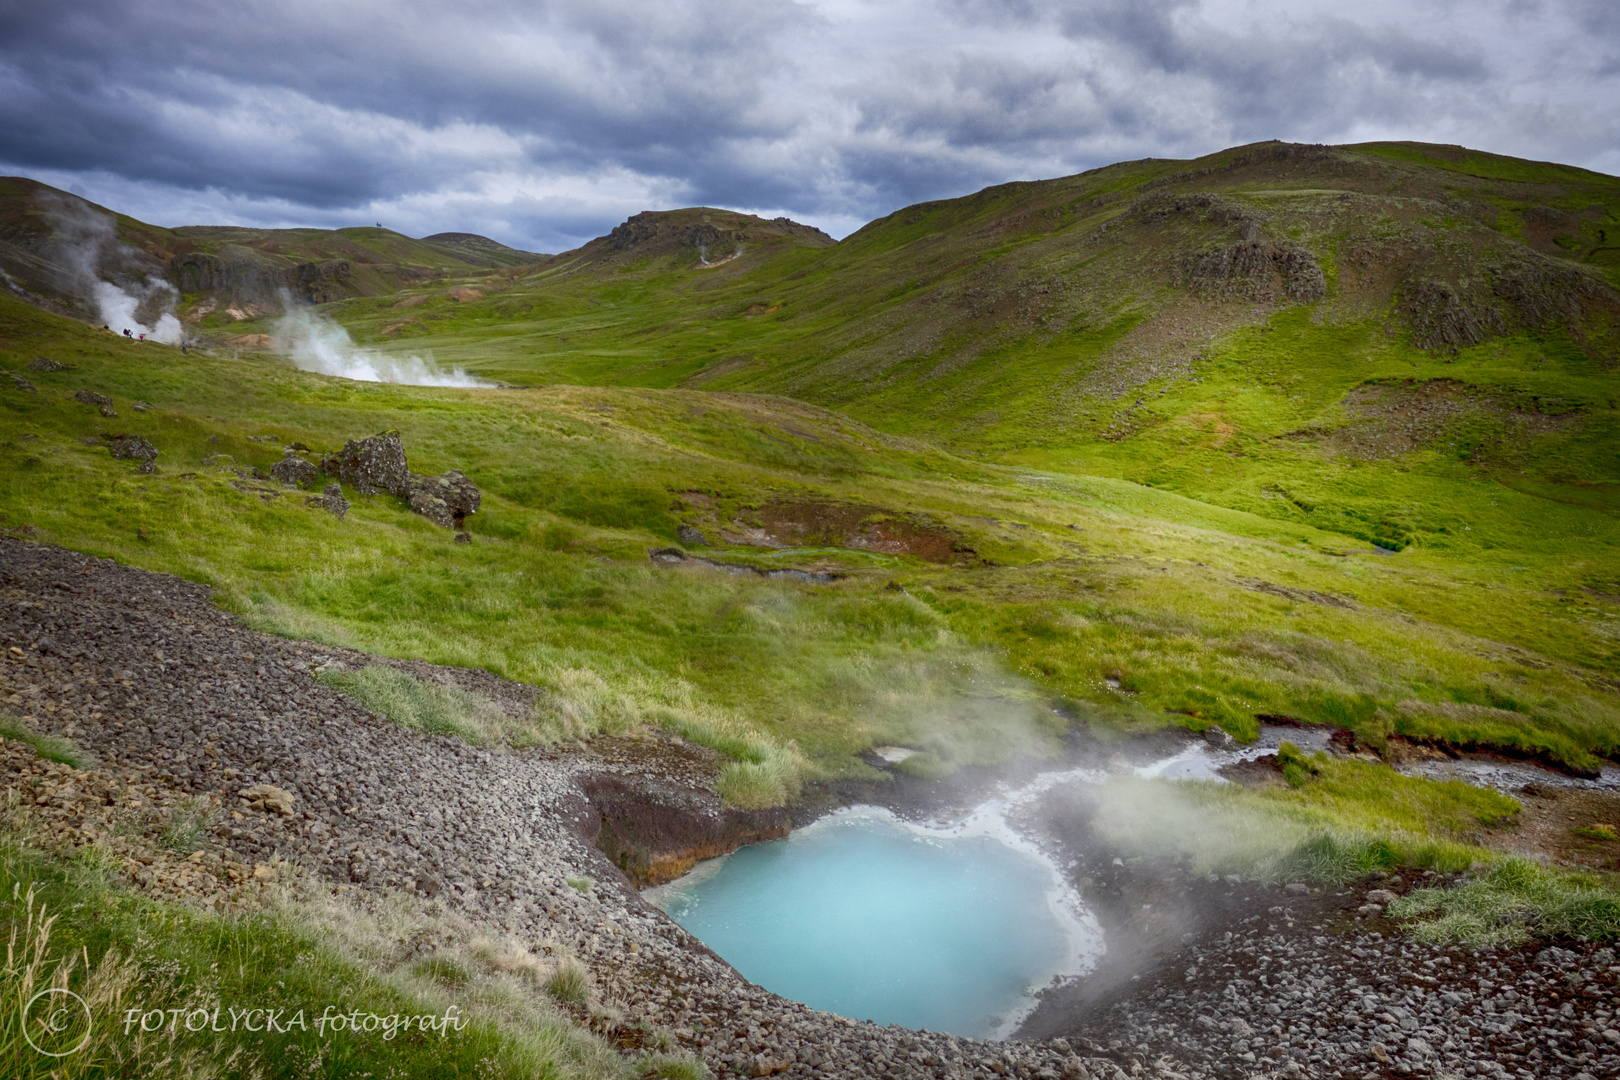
[0,0,1612,249]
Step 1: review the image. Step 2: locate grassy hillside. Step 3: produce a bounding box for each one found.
[0,138,1616,791]
[2,264,1616,794]
[0,177,544,330]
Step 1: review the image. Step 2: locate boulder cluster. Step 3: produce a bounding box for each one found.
[271,430,480,530]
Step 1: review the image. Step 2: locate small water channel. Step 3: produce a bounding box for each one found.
[646,724,1619,1038]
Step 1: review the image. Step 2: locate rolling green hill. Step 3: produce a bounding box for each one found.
[0,176,545,328]
[1,140,1617,791]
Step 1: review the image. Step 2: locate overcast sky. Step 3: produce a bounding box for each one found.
[1,0,1615,252]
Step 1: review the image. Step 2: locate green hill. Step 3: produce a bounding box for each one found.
[0,176,546,328]
[0,140,1617,786]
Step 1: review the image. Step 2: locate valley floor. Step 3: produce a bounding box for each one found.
[2,536,1617,1079]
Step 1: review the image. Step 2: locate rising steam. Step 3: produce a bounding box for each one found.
[41,194,184,343]
[272,297,494,388]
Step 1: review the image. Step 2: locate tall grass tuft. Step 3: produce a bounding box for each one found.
[317,665,526,746]
[1391,858,1620,946]
[546,957,590,1005]
[0,716,86,769]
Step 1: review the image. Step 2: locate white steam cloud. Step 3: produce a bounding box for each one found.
[92,279,184,344]
[41,194,184,344]
[272,300,494,388]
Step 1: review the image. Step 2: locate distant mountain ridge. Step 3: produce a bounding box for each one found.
[0,175,547,323]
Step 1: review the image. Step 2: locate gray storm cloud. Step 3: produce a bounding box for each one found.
[0,0,1614,251]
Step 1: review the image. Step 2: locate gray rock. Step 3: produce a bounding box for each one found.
[322,431,410,496]
[677,524,710,547]
[28,356,70,371]
[407,470,480,529]
[270,455,319,489]
[107,435,158,473]
[306,482,350,520]
[1203,725,1236,749]
[1366,889,1399,905]
[8,373,36,393]
[74,389,114,407]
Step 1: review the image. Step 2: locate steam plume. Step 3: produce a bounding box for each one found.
[41,194,183,343]
[272,297,494,388]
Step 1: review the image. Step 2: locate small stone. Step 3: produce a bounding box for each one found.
[29,357,70,371]
[454,531,472,544]
[1203,724,1236,749]
[252,863,275,881]
[1369,1043,1390,1063]
[677,523,709,547]
[239,783,296,816]
[74,389,114,407]
[1366,889,1399,905]
[1284,882,1310,895]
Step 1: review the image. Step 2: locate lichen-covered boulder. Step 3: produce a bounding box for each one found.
[74,389,113,407]
[406,470,480,528]
[322,431,409,496]
[270,453,319,489]
[107,435,158,474]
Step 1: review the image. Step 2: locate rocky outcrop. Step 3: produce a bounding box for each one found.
[1400,278,1500,352]
[322,432,411,497]
[407,470,481,528]
[578,771,790,886]
[1182,240,1327,303]
[106,435,158,473]
[28,356,70,372]
[289,259,353,304]
[319,431,480,528]
[169,249,290,304]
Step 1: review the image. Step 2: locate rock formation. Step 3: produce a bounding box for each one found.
[319,431,480,528]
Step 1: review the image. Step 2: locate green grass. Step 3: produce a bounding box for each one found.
[1391,858,1620,946]
[316,665,531,746]
[1089,756,1519,881]
[0,821,681,1079]
[3,136,1618,806]
[2,283,1617,795]
[0,716,86,769]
